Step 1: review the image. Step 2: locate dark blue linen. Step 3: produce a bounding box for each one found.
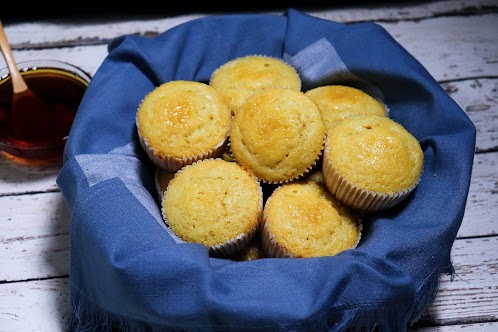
[57,9,476,331]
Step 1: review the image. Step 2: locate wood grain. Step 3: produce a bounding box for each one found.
[0,192,70,282]
[0,1,496,330]
[442,78,498,153]
[418,237,498,325]
[459,153,498,238]
[0,278,69,332]
[1,230,495,330]
[0,157,60,196]
[2,1,496,46]
[409,322,498,331]
[1,15,497,83]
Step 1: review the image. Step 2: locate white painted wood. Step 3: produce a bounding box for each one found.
[0,45,109,78]
[0,149,492,286]
[309,0,498,24]
[1,15,497,83]
[0,151,495,281]
[1,78,495,198]
[419,237,498,325]
[0,155,60,196]
[2,1,496,44]
[0,278,69,332]
[0,153,498,274]
[0,192,70,282]
[0,236,495,330]
[1,2,497,330]
[378,14,498,82]
[459,152,498,238]
[409,322,498,331]
[441,78,498,153]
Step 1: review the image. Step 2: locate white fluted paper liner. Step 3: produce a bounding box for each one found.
[161,195,261,258]
[261,220,295,258]
[136,114,229,172]
[161,158,264,258]
[209,169,264,258]
[322,148,419,212]
[261,210,362,259]
[264,136,325,185]
[209,227,259,258]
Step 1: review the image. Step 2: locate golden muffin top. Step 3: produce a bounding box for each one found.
[230,88,325,183]
[209,55,302,115]
[264,181,361,258]
[325,115,424,194]
[162,158,263,247]
[136,80,231,159]
[305,85,387,132]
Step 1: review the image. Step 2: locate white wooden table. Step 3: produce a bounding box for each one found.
[1,1,497,331]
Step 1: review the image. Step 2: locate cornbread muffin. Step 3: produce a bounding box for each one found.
[136,80,231,171]
[305,85,388,133]
[230,88,325,184]
[322,115,424,212]
[261,181,362,258]
[162,158,263,257]
[209,55,301,115]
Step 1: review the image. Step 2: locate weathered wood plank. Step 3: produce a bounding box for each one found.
[0,236,496,330]
[0,150,495,249]
[458,152,498,238]
[0,4,495,330]
[1,74,494,197]
[0,278,69,332]
[2,0,496,46]
[1,150,496,277]
[0,154,60,196]
[1,14,497,83]
[0,44,109,79]
[312,0,498,23]
[417,237,498,326]
[442,78,498,153]
[378,14,498,82]
[0,192,70,282]
[409,322,498,331]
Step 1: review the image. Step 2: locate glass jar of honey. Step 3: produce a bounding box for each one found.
[0,60,91,165]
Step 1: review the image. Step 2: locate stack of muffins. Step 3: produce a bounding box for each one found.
[136,55,424,261]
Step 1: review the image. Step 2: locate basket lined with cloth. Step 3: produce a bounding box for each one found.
[57,8,476,331]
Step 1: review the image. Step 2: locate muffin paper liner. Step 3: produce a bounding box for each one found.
[322,147,420,212]
[161,158,264,258]
[261,207,363,258]
[209,227,259,258]
[58,9,476,331]
[136,114,229,172]
[261,220,295,258]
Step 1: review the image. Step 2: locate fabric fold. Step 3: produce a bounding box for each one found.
[57,8,476,331]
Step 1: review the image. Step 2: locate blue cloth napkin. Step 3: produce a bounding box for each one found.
[57,9,476,331]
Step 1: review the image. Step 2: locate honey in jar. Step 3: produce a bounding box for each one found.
[0,61,91,165]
